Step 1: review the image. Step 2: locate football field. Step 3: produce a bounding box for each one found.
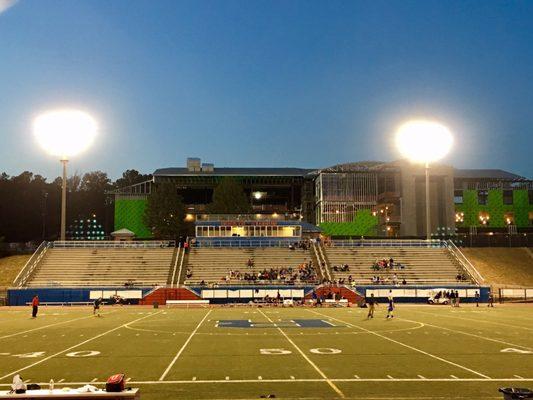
[0,304,531,399]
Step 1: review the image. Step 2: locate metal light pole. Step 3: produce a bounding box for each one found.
[60,158,68,241]
[425,162,431,241]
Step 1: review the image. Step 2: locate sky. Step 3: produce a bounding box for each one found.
[0,0,532,180]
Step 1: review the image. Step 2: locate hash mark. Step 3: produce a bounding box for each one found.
[258,376,262,380]
[418,375,426,379]
[354,375,360,379]
[450,375,458,379]
[91,378,98,382]
[225,376,229,380]
[290,376,295,380]
[514,375,524,379]
[192,377,196,381]
[387,375,394,379]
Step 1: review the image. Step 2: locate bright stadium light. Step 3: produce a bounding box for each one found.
[395,120,453,241]
[33,109,98,241]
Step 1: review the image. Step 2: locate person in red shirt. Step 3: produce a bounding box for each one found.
[31,295,39,318]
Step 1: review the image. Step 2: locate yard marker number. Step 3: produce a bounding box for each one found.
[501,348,532,354]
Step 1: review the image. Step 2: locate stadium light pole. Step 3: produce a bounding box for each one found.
[34,110,98,241]
[395,120,453,241]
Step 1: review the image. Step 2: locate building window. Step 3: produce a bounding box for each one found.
[454,190,463,204]
[478,190,488,205]
[529,190,533,205]
[503,190,513,205]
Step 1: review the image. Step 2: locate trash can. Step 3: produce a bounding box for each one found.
[499,388,533,400]
[153,301,159,309]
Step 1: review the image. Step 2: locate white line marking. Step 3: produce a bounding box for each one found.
[514,375,524,379]
[310,310,491,379]
[0,312,116,341]
[418,375,426,379]
[57,379,64,383]
[125,378,131,382]
[258,376,262,380]
[158,309,212,381]
[225,376,229,381]
[290,376,295,380]
[192,377,196,381]
[354,375,360,379]
[0,377,531,387]
[0,311,163,382]
[257,308,345,398]
[415,309,533,332]
[450,375,458,379]
[387,375,394,379]
[400,316,533,351]
[91,378,98,383]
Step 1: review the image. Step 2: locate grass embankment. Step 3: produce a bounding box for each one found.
[461,247,533,287]
[0,255,31,289]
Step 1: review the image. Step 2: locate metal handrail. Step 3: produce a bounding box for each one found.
[331,239,446,248]
[445,240,484,284]
[313,242,332,281]
[194,239,296,248]
[13,241,50,287]
[170,247,182,288]
[52,240,175,248]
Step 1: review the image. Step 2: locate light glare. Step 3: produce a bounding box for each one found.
[34,110,97,158]
[395,120,453,163]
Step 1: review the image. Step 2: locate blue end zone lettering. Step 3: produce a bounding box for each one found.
[217,319,339,328]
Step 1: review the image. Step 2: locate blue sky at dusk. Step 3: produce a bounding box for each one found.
[0,0,532,179]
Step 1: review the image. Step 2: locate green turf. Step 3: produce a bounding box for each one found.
[0,304,532,399]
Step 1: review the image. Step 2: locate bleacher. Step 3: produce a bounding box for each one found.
[325,246,470,285]
[185,247,315,284]
[27,247,175,287]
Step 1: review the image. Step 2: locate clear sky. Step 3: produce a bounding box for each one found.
[1,0,532,180]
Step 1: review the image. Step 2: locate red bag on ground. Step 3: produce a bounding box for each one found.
[106,374,125,392]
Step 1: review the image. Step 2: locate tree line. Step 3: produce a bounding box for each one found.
[1,171,252,243]
[0,169,151,243]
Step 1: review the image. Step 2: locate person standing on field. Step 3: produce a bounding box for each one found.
[31,295,39,318]
[366,293,377,319]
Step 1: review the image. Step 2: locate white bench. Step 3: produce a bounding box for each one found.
[0,388,139,399]
[165,300,209,307]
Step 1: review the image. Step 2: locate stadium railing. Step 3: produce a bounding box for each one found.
[499,288,533,302]
[331,239,446,247]
[194,238,296,248]
[12,241,51,287]
[444,240,485,285]
[52,240,175,248]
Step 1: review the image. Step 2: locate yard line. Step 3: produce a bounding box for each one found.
[257,308,345,398]
[398,316,533,351]
[412,309,533,332]
[309,310,491,379]
[0,311,117,341]
[0,310,164,381]
[158,309,212,381]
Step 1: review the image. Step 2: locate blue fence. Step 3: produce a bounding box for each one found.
[7,287,153,306]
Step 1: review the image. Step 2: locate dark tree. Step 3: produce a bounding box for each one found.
[143,182,185,239]
[206,177,252,214]
[114,169,152,189]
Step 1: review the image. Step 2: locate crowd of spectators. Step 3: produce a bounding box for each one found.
[222,260,317,283]
[371,257,405,271]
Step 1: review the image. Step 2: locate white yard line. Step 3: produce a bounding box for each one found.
[398,316,533,351]
[0,377,531,387]
[257,308,345,398]
[158,309,212,381]
[309,310,491,379]
[0,311,117,341]
[0,310,163,381]
[412,309,533,332]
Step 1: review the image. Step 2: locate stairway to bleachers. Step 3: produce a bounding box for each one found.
[185,247,315,284]
[27,248,175,287]
[325,246,470,285]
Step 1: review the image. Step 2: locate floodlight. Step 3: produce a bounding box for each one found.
[395,120,453,164]
[33,109,97,241]
[253,191,263,200]
[34,110,97,159]
[394,119,453,241]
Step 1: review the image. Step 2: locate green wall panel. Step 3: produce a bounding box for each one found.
[319,209,378,237]
[455,189,532,228]
[114,199,152,238]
